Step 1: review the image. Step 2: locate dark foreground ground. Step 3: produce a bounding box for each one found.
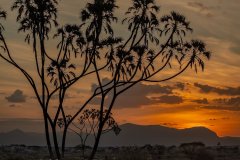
[1,144,240,160]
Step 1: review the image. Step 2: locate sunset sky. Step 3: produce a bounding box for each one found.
[0,0,240,137]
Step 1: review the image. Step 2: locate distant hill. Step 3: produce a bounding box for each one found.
[0,123,239,146]
[100,123,219,146]
[0,129,46,146]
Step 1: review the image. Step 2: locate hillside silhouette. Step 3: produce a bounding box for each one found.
[1,123,240,147]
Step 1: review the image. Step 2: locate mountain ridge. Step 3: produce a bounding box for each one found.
[0,123,239,146]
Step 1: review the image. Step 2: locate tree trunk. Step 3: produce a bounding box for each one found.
[61,127,68,158]
[88,123,104,160]
[52,125,61,159]
[43,113,54,159]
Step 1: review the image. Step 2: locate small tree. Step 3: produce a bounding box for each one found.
[0,0,211,159]
[58,109,120,159]
[180,142,206,160]
[195,148,215,160]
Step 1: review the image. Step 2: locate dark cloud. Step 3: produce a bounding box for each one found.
[231,45,240,54]
[221,117,230,120]
[114,94,152,108]
[209,118,217,121]
[214,97,240,106]
[201,105,240,111]
[112,83,176,108]
[231,43,240,55]
[9,104,15,107]
[5,90,26,103]
[192,98,209,104]
[9,104,22,108]
[225,97,240,106]
[200,97,240,111]
[0,91,5,95]
[90,81,184,108]
[92,79,174,95]
[209,117,230,121]
[123,83,174,95]
[91,78,114,93]
[174,82,186,91]
[194,83,240,96]
[154,95,183,104]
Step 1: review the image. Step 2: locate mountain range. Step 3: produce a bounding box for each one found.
[0,123,240,147]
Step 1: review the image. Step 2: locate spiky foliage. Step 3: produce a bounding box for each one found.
[47,59,76,87]
[183,40,211,72]
[0,8,6,53]
[161,11,193,45]
[81,0,118,38]
[11,0,59,41]
[0,8,6,32]
[123,0,161,46]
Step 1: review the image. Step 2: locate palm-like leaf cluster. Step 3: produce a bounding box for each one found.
[11,0,59,41]
[0,8,6,53]
[0,9,6,64]
[123,0,161,47]
[161,11,193,45]
[81,0,118,39]
[55,24,86,58]
[47,59,76,87]
[0,8,6,32]
[105,0,161,81]
[183,40,211,72]
[78,0,122,78]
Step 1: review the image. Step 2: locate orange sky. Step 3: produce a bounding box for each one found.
[0,0,240,137]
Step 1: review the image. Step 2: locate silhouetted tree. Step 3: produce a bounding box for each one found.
[58,109,120,159]
[195,148,215,160]
[0,0,211,159]
[180,142,206,160]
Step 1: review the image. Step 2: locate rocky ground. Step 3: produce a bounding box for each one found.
[0,144,240,160]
